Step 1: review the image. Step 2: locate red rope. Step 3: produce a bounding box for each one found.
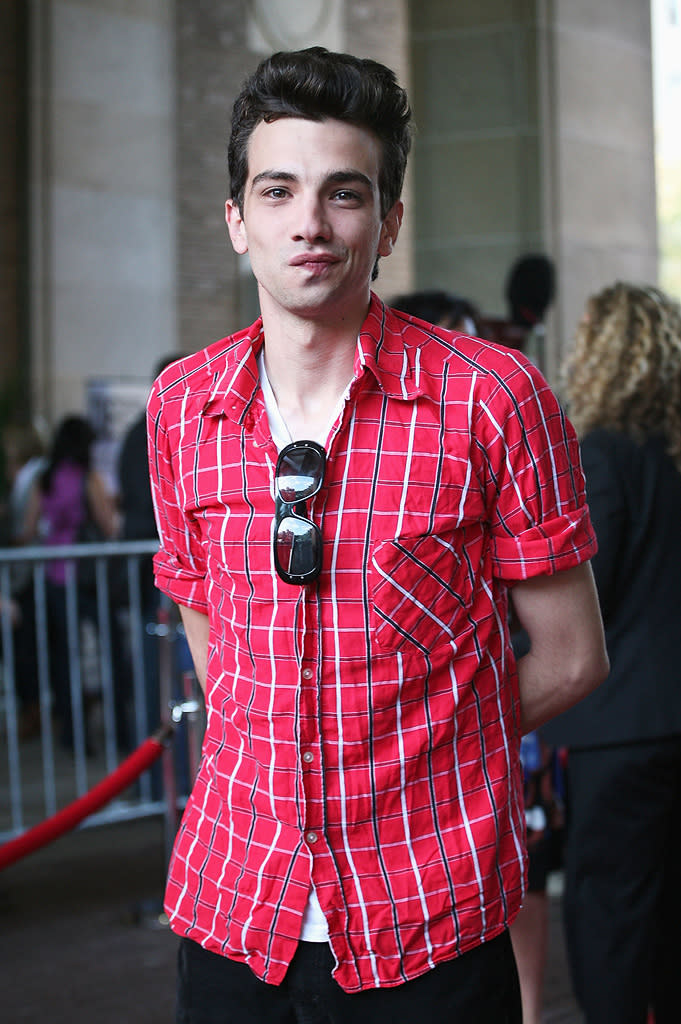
[0,724,174,872]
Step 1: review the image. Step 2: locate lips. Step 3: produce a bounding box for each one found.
[289,252,339,267]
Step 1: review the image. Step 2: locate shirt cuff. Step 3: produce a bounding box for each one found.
[492,505,598,582]
[153,550,209,613]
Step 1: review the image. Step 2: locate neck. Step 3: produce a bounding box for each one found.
[259,301,368,440]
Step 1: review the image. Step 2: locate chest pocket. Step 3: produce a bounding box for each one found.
[371,530,481,654]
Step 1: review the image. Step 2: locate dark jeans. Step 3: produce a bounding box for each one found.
[564,737,681,1024]
[176,931,521,1024]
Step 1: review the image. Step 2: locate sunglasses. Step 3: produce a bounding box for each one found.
[273,440,326,586]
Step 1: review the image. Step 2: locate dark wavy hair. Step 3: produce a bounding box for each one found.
[228,46,412,219]
[41,415,95,493]
[505,254,555,327]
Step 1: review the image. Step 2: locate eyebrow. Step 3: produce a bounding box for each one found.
[250,169,374,190]
[251,170,296,188]
[326,170,374,190]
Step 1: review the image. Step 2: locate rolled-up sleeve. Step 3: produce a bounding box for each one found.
[478,359,597,581]
[147,379,208,613]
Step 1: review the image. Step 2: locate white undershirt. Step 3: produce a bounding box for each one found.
[258,348,350,943]
[258,347,350,449]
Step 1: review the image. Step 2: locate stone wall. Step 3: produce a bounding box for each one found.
[549,0,658,372]
[29,0,177,423]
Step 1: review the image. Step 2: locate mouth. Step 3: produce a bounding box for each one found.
[290,252,340,269]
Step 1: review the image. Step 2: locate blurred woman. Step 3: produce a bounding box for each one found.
[545,283,681,1023]
[24,415,118,750]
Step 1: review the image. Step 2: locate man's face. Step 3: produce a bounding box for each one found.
[225,117,402,324]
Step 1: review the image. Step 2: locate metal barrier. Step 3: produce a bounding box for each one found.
[0,541,204,846]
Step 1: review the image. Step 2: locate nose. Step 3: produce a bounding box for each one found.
[293,194,331,243]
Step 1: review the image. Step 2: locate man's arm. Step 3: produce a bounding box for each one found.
[178,604,210,694]
[510,561,609,734]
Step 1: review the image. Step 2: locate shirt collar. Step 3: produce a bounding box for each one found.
[355,293,426,401]
[200,319,265,420]
[200,292,434,421]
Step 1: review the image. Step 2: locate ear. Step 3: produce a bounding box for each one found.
[377,200,404,258]
[225,199,249,255]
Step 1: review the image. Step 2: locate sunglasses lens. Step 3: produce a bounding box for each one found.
[275,515,322,580]
[277,447,324,503]
[273,442,326,585]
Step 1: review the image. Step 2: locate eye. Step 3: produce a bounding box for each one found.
[263,186,290,200]
[332,189,362,205]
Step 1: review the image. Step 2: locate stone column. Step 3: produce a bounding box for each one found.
[28,0,177,422]
[542,0,658,376]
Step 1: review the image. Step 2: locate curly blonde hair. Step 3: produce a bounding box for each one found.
[562,282,681,470]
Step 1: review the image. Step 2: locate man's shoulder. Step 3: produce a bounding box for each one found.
[149,319,263,409]
[382,303,542,394]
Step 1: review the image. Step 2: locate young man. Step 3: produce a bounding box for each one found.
[148,47,608,1024]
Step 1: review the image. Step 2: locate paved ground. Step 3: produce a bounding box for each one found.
[0,816,582,1022]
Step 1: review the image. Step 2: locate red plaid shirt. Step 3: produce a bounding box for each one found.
[148,293,596,992]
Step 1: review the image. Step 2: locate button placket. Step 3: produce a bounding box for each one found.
[298,600,322,852]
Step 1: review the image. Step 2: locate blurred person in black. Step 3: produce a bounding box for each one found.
[545,282,681,1024]
[481,254,555,375]
[389,288,482,335]
[1,424,46,738]
[118,355,181,599]
[117,355,182,772]
[505,255,555,332]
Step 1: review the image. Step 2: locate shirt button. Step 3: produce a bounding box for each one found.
[305,831,318,845]
[302,750,314,764]
[302,668,313,680]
